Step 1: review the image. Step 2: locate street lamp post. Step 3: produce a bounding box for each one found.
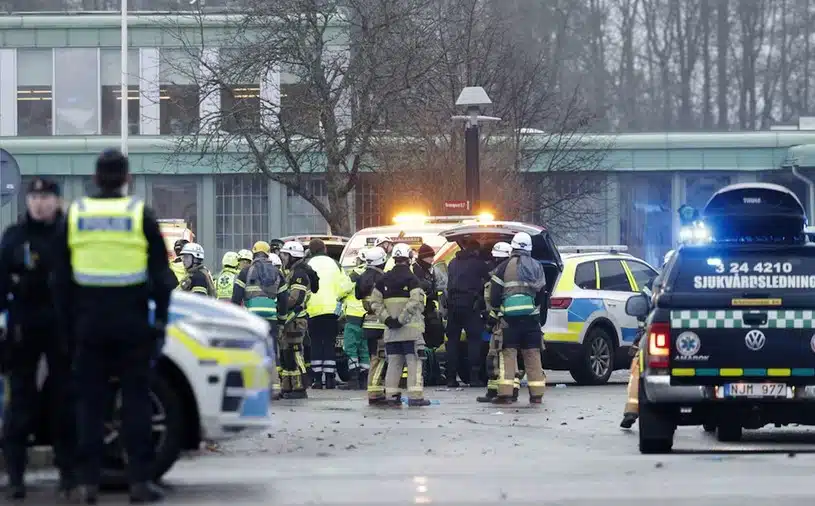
[120,0,129,155]
[452,87,500,213]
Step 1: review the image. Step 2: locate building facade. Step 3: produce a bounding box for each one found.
[2,13,815,269]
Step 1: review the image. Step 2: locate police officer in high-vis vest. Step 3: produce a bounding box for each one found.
[52,148,175,504]
[355,246,388,405]
[487,232,548,405]
[216,251,240,300]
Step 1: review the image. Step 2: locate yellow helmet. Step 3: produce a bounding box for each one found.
[221,251,239,268]
[237,249,253,262]
[252,241,271,254]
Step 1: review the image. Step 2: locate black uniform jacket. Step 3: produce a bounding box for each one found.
[52,191,175,341]
[0,211,64,330]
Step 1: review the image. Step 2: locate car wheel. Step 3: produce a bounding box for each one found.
[716,422,743,443]
[570,327,614,385]
[101,373,185,487]
[638,378,675,454]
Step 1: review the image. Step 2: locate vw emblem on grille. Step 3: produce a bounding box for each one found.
[744,329,766,351]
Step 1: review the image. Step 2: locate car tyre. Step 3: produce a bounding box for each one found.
[570,327,614,385]
[716,422,742,443]
[101,373,185,487]
[638,378,675,454]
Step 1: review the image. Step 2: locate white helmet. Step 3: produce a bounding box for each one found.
[280,240,305,258]
[181,242,205,260]
[357,248,368,262]
[392,243,412,259]
[365,246,387,266]
[491,242,512,258]
[269,253,282,266]
[375,235,392,247]
[663,249,676,266]
[510,232,533,252]
[237,249,253,262]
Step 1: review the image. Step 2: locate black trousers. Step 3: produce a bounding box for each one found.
[308,314,339,381]
[2,325,76,484]
[444,307,485,383]
[74,336,154,485]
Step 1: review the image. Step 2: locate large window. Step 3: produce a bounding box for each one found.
[219,49,260,134]
[149,177,198,240]
[286,178,328,234]
[354,174,385,228]
[54,48,99,135]
[159,49,200,135]
[280,82,319,136]
[684,173,731,211]
[17,49,52,136]
[619,173,672,267]
[215,175,269,260]
[100,49,139,135]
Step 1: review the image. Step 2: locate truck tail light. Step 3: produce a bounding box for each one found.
[647,322,670,369]
[549,297,573,309]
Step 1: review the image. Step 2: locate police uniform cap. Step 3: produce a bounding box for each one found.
[27,177,61,197]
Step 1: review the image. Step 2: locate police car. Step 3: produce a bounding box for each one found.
[0,291,273,485]
[630,182,815,453]
[542,246,659,385]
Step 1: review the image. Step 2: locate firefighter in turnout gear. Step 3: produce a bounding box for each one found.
[232,241,289,399]
[216,251,240,300]
[237,249,253,270]
[278,240,319,399]
[370,243,431,407]
[179,242,216,296]
[477,241,521,403]
[356,246,388,405]
[487,232,548,404]
[338,249,370,390]
[169,238,188,284]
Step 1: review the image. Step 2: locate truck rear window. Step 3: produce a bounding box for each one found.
[670,247,815,293]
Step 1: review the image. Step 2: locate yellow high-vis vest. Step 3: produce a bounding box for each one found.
[67,197,148,287]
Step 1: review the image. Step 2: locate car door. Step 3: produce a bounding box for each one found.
[596,259,638,346]
[622,259,659,292]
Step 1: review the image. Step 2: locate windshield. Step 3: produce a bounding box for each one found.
[340,228,450,267]
[670,246,815,293]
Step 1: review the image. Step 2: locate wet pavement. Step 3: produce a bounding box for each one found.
[10,370,815,504]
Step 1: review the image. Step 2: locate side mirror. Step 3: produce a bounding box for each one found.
[625,293,650,320]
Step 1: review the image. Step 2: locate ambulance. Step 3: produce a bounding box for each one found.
[0,291,273,486]
[159,219,195,259]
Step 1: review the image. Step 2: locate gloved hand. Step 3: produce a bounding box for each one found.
[384,317,402,329]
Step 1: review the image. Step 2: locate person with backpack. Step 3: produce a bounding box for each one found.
[232,241,289,400]
[486,232,548,405]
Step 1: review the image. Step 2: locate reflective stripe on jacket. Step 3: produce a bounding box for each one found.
[67,197,148,287]
[216,267,239,299]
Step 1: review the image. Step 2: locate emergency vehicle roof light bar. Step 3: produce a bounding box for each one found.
[558,245,629,254]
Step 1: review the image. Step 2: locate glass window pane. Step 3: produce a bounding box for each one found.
[221,85,260,134]
[214,175,269,261]
[54,48,99,135]
[160,85,200,135]
[627,261,658,290]
[160,48,199,85]
[17,49,53,136]
[101,86,139,135]
[574,262,596,290]
[597,260,631,292]
[619,173,672,267]
[150,177,199,241]
[100,49,139,86]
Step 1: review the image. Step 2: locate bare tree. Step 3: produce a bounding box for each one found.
[160,0,440,235]
[372,0,608,238]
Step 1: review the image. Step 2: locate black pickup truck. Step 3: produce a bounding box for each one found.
[632,182,815,453]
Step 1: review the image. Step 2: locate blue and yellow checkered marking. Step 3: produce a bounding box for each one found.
[672,368,815,377]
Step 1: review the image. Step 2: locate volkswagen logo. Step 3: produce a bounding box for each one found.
[744,329,766,351]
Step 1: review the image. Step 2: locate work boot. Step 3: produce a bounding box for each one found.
[311,375,324,389]
[284,390,308,399]
[325,374,336,390]
[271,390,283,401]
[129,481,164,503]
[476,389,497,403]
[368,396,388,406]
[6,484,26,501]
[78,485,99,505]
[408,398,431,407]
[358,370,369,390]
[620,412,638,429]
[340,370,359,390]
[491,395,514,405]
[529,395,543,404]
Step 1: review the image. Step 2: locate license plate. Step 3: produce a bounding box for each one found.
[722,383,788,398]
